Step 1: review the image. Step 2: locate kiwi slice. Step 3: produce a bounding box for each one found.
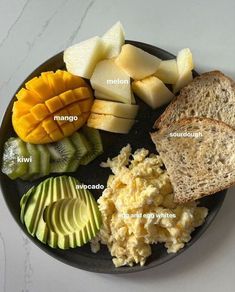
[1,137,29,179]
[48,138,76,173]
[36,145,50,177]
[80,126,103,165]
[67,132,90,172]
[20,143,41,180]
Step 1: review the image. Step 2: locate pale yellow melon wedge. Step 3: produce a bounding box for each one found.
[87,113,135,134]
[90,59,132,104]
[91,99,138,119]
[102,21,125,58]
[115,44,161,80]
[64,36,107,79]
[132,76,174,109]
[154,59,178,84]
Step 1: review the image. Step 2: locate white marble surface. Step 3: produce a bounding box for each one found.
[0,0,235,291]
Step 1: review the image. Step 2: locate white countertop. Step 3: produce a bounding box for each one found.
[0,0,235,291]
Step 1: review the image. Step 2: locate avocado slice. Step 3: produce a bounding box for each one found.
[36,178,57,244]
[20,176,102,249]
[24,183,44,235]
[51,199,70,249]
[59,198,77,248]
[20,186,35,223]
[79,188,102,235]
[59,198,72,234]
[22,178,51,243]
[43,203,57,247]
[62,198,80,247]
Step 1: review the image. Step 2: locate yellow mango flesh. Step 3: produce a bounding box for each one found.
[12,70,93,144]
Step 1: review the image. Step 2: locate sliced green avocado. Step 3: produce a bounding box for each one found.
[20,176,102,250]
[59,198,76,248]
[43,203,57,248]
[20,186,35,223]
[51,199,70,249]
[24,184,44,235]
[23,178,50,235]
[63,198,78,247]
[74,199,90,244]
[78,187,102,235]
[36,177,57,244]
[22,177,52,243]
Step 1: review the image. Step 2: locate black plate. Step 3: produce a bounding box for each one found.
[0,41,226,274]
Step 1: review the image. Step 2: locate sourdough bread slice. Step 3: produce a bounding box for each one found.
[154,71,235,129]
[151,117,235,202]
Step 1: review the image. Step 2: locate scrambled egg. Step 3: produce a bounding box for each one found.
[91,145,208,267]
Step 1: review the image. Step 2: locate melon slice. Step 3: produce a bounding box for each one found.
[64,36,107,79]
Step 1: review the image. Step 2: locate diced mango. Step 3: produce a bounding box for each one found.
[25,77,53,100]
[72,87,92,101]
[49,129,64,141]
[45,96,64,113]
[60,122,75,136]
[19,113,39,128]
[62,71,76,89]
[38,135,53,144]
[12,70,93,143]
[41,71,54,85]
[30,104,50,121]
[62,71,77,88]
[67,102,82,116]
[78,99,93,113]
[47,71,65,95]
[64,72,88,90]
[13,101,32,118]
[59,90,77,106]
[42,118,60,134]
[16,88,41,105]
[27,133,52,144]
[54,109,70,126]
[12,121,29,140]
[26,125,52,144]
[73,115,86,128]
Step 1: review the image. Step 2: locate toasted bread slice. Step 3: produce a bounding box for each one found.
[154,71,235,129]
[151,117,235,203]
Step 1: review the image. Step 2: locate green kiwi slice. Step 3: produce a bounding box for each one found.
[67,132,90,172]
[36,144,50,177]
[47,138,76,173]
[20,143,41,180]
[80,126,103,165]
[1,137,29,179]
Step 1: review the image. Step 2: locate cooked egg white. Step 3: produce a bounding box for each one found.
[91,145,208,268]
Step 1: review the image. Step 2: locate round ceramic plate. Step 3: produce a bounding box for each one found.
[0,41,226,274]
